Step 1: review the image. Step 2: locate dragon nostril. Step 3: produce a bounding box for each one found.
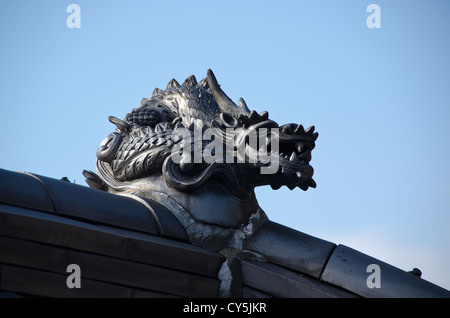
[220,112,239,128]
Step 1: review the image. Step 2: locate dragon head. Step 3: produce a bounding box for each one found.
[86,70,318,201]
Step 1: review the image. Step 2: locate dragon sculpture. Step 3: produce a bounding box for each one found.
[85,69,317,191]
[70,69,448,297]
[83,69,318,250]
[0,71,446,298]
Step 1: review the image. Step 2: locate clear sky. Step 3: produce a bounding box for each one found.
[1,0,449,290]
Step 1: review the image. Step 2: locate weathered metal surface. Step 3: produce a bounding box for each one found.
[1,69,449,297]
[0,236,220,297]
[241,260,357,298]
[87,70,318,231]
[31,173,160,235]
[244,220,336,278]
[0,264,175,298]
[321,245,450,298]
[0,204,224,278]
[0,169,54,213]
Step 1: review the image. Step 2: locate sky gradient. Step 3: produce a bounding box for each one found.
[1,1,449,290]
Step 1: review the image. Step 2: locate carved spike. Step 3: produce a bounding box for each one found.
[289,152,298,163]
[82,170,107,191]
[152,88,162,97]
[108,116,131,133]
[141,97,150,105]
[281,125,292,134]
[248,110,259,121]
[197,77,209,90]
[287,185,296,190]
[174,121,184,129]
[154,123,165,133]
[307,178,317,188]
[207,69,249,116]
[259,111,269,121]
[312,132,319,141]
[305,125,315,135]
[143,126,155,135]
[156,137,166,146]
[182,75,198,86]
[238,98,251,113]
[298,183,309,191]
[294,124,305,135]
[166,78,180,89]
[161,122,174,131]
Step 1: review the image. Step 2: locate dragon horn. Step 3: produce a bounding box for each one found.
[206,69,250,116]
[238,97,251,113]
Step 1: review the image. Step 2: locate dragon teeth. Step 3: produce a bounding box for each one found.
[298,183,309,191]
[281,125,292,134]
[248,110,258,121]
[295,142,304,153]
[299,149,311,162]
[294,124,305,134]
[307,178,317,188]
[282,166,297,174]
[312,131,319,141]
[289,152,298,163]
[259,111,269,121]
[305,125,315,135]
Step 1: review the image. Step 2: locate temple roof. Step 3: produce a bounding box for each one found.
[0,168,448,298]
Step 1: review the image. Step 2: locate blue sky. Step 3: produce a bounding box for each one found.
[1,1,449,290]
